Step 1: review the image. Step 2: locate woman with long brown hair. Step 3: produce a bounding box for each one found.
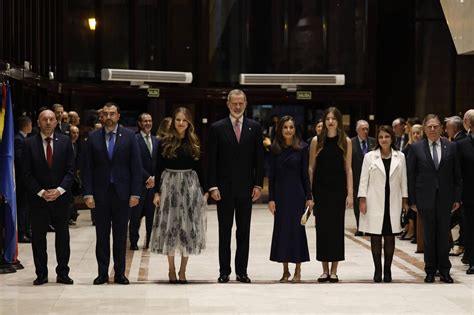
[308,107,353,282]
[150,107,208,284]
[268,116,313,282]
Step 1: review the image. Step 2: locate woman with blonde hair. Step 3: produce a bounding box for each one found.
[150,107,208,284]
[309,107,353,282]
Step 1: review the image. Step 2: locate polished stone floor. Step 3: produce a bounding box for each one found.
[1,205,473,314]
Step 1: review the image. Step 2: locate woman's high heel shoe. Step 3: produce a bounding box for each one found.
[178,270,187,284]
[291,273,301,283]
[279,272,291,283]
[168,271,178,284]
[373,270,382,283]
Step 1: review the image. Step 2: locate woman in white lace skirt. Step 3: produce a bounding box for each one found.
[150,107,208,284]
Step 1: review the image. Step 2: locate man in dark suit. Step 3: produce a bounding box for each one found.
[22,109,75,285]
[14,115,33,243]
[129,113,158,250]
[82,102,142,285]
[445,116,466,142]
[208,89,264,283]
[392,117,408,150]
[52,103,70,135]
[68,125,82,225]
[457,114,474,274]
[407,114,462,283]
[351,119,375,236]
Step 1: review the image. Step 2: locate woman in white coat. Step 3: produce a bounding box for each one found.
[358,125,408,282]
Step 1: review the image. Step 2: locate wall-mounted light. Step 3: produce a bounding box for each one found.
[88,18,97,31]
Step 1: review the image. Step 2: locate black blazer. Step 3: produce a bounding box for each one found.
[457,135,474,205]
[208,117,264,198]
[453,131,467,142]
[351,136,376,189]
[407,137,462,210]
[135,133,159,191]
[22,133,75,206]
[82,127,142,202]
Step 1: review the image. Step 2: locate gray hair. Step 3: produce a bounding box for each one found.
[444,116,463,132]
[356,120,369,131]
[227,89,247,103]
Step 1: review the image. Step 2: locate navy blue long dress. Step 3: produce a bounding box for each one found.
[269,144,311,263]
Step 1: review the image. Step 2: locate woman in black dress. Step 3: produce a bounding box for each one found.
[268,116,313,283]
[358,126,408,282]
[150,107,208,284]
[308,107,353,283]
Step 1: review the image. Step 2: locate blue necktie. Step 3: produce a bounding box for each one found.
[108,132,115,159]
[361,140,368,155]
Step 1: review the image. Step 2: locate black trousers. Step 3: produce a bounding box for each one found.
[129,186,155,247]
[94,184,131,277]
[16,187,31,238]
[353,194,360,229]
[217,195,252,276]
[419,191,451,275]
[464,204,474,265]
[30,197,70,277]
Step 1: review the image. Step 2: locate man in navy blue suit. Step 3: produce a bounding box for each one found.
[129,113,158,250]
[23,109,75,285]
[208,89,264,283]
[82,102,142,285]
[407,114,462,283]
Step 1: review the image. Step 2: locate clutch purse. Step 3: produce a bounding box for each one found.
[300,206,312,226]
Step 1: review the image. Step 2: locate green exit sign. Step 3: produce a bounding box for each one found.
[147,88,160,98]
[296,91,312,100]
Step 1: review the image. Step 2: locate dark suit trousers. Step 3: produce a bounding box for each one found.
[95,184,131,276]
[217,195,252,276]
[352,193,360,229]
[419,191,451,275]
[129,186,155,247]
[17,187,31,237]
[464,204,474,265]
[30,198,70,277]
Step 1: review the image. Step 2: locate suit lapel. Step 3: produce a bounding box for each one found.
[439,137,449,167]
[422,139,437,170]
[100,128,110,161]
[354,137,363,156]
[111,127,122,161]
[373,149,385,174]
[225,118,239,145]
[35,134,49,168]
[389,149,401,176]
[51,133,61,169]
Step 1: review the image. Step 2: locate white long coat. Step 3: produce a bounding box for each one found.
[357,149,408,234]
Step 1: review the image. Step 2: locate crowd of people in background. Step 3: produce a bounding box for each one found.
[2,92,473,285]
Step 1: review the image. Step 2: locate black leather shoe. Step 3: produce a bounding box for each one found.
[373,271,382,283]
[217,274,229,283]
[354,231,364,236]
[93,275,109,285]
[236,274,251,283]
[33,274,48,285]
[56,275,74,284]
[383,272,392,283]
[424,274,435,283]
[439,274,454,283]
[130,244,139,251]
[18,235,32,243]
[467,266,474,274]
[114,274,130,285]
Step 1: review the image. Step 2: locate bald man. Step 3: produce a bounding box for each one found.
[23,109,75,285]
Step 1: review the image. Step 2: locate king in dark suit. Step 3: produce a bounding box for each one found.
[407,114,462,283]
[82,102,142,285]
[208,89,264,283]
[129,113,159,250]
[351,120,375,235]
[23,110,75,285]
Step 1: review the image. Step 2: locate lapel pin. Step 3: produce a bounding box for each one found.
[55,138,58,141]
[249,128,252,131]
[119,134,122,137]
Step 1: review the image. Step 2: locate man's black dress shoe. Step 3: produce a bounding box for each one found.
[130,244,139,251]
[114,274,130,285]
[424,274,435,283]
[33,274,48,285]
[354,231,364,236]
[467,266,474,274]
[236,274,251,283]
[57,275,74,284]
[383,272,392,283]
[18,235,32,243]
[93,275,109,285]
[217,274,229,283]
[439,274,454,283]
[0,264,16,274]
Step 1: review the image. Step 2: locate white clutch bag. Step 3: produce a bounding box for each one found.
[300,206,312,226]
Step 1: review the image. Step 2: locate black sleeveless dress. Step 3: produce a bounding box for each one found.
[312,136,346,262]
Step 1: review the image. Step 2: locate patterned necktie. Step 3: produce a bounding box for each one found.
[107,132,115,159]
[145,134,152,155]
[361,140,368,155]
[234,120,241,143]
[45,137,53,168]
[432,142,439,169]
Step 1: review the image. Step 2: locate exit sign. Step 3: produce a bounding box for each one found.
[296,91,312,100]
[147,88,160,98]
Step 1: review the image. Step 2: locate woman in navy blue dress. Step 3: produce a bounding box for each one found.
[268,116,313,283]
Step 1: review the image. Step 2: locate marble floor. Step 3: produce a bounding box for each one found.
[0,205,473,314]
